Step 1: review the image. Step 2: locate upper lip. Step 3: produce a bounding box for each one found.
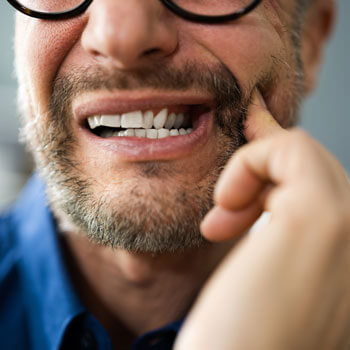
[73,92,214,127]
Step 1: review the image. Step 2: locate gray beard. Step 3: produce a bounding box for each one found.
[19,62,300,254]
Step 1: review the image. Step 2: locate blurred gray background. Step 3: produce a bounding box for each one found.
[0,0,349,209]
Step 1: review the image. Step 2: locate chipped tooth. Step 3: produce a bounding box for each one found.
[173,113,184,129]
[146,129,158,139]
[125,129,135,137]
[121,111,143,128]
[164,113,176,129]
[87,118,95,129]
[143,111,154,129]
[153,108,168,129]
[101,115,121,128]
[135,129,146,138]
[179,128,187,135]
[88,116,100,129]
[158,128,170,139]
[169,129,179,136]
[187,128,193,134]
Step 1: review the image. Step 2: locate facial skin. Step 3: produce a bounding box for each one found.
[14,0,335,344]
[16,0,305,254]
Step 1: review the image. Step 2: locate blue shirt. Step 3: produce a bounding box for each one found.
[0,175,183,349]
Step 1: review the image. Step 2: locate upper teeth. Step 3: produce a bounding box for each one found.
[87,108,189,130]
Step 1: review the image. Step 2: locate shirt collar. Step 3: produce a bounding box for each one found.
[12,174,85,349]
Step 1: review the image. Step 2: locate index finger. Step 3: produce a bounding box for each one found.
[244,89,285,141]
[213,90,287,210]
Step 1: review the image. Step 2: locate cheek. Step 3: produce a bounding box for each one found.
[15,16,86,115]
[185,15,283,91]
[183,13,298,127]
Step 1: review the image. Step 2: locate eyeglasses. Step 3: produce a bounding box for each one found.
[7,0,263,24]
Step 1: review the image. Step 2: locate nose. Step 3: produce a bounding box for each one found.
[81,0,178,69]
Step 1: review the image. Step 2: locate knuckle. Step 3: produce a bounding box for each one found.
[284,129,321,163]
[274,185,347,241]
[288,128,312,146]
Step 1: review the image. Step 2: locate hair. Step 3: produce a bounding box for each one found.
[299,0,312,7]
[293,0,314,44]
[297,0,315,15]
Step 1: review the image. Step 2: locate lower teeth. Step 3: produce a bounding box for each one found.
[100,128,193,139]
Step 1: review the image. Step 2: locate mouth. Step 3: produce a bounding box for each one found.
[74,94,215,161]
[87,107,194,139]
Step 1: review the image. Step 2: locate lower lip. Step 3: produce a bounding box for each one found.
[79,111,214,162]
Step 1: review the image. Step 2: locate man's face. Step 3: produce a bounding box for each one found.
[15,0,304,253]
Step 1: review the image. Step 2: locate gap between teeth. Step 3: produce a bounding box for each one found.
[87,108,190,130]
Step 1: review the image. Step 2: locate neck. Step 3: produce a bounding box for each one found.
[61,231,233,345]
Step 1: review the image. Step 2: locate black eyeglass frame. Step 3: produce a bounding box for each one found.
[7,0,263,23]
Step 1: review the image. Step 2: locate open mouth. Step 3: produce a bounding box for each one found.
[74,95,214,161]
[86,106,200,139]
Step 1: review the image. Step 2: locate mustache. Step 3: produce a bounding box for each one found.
[50,62,244,113]
[49,62,248,147]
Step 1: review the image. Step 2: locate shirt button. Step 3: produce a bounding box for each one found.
[79,330,97,350]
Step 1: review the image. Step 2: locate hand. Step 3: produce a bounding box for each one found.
[175,90,350,350]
